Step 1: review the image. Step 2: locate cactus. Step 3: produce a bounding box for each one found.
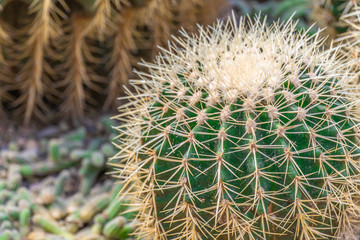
[33,214,74,240]
[19,208,30,236]
[12,0,66,124]
[102,216,127,238]
[0,0,228,124]
[337,2,360,63]
[48,139,61,164]
[114,14,360,239]
[0,118,139,239]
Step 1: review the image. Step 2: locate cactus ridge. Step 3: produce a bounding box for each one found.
[114,15,360,239]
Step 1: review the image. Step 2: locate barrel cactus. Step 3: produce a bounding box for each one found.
[114,15,360,239]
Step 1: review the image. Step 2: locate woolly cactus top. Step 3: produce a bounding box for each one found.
[146,15,347,102]
[114,14,360,240]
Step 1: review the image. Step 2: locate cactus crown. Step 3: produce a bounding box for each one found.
[114,14,360,240]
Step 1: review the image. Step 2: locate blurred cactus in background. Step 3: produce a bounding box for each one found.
[309,0,357,45]
[337,0,360,44]
[335,1,360,87]
[0,0,229,125]
[0,116,138,239]
[232,0,355,44]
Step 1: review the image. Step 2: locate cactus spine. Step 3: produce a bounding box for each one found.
[114,15,360,239]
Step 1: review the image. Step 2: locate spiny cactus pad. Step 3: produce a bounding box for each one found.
[114,15,360,239]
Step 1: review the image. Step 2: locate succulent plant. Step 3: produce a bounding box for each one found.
[0,115,138,239]
[0,0,228,124]
[308,0,355,43]
[114,14,360,239]
[334,1,360,86]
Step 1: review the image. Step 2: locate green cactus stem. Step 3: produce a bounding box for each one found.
[0,231,11,240]
[48,139,61,164]
[54,170,70,196]
[33,214,74,240]
[66,192,110,226]
[19,159,80,177]
[6,165,21,190]
[19,208,30,237]
[102,216,127,238]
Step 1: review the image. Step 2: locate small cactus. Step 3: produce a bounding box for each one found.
[114,14,360,239]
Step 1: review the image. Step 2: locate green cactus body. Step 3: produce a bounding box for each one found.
[115,15,360,239]
[19,208,30,236]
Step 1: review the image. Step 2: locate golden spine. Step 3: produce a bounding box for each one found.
[0,0,227,123]
[176,0,199,30]
[0,12,13,118]
[146,0,173,56]
[12,0,64,124]
[103,8,137,110]
[59,13,94,121]
[87,0,118,40]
